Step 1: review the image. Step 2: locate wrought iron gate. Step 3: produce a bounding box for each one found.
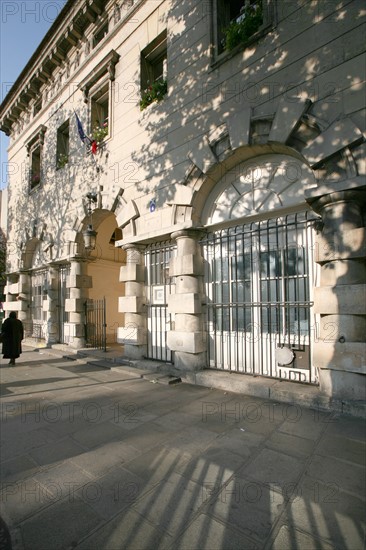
[84,297,107,351]
[202,211,318,384]
[145,242,176,362]
[30,269,48,340]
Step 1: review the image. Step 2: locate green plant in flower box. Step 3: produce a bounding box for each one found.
[92,121,108,143]
[223,2,263,52]
[57,153,68,169]
[140,79,168,111]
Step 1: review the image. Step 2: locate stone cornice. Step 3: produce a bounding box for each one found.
[0,0,148,137]
[0,0,108,135]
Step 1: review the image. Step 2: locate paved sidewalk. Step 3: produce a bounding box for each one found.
[0,347,365,550]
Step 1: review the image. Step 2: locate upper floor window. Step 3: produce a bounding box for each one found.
[140,30,168,110]
[26,125,46,192]
[56,120,69,170]
[33,98,42,117]
[90,81,109,142]
[213,0,271,58]
[93,20,109,48]
[79,50,120,145]
[30,146,41,189]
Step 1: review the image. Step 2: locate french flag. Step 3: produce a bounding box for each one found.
[75,112,97,154]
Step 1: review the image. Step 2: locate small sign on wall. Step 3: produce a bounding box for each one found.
[152,285,165,304]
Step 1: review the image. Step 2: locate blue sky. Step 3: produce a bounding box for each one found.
[0,0,67,189]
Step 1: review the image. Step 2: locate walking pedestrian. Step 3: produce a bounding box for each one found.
[1,312,24,365]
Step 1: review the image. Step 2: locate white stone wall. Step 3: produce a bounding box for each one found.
[1,0,365,397]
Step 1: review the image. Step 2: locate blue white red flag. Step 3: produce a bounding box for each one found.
[75,112,91,145]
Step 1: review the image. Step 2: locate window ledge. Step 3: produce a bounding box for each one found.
[29,182,43,195]
[139,93,169,116]
[210,23,272,71]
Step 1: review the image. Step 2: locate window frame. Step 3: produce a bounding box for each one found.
[89,77,110,142]
[25,124,46,192]
[211,0,274,65]
[79,50,120,145]
[140,30,168,91]
[56,119,70,170]
[93,19,109,49]
[33,98,42,117]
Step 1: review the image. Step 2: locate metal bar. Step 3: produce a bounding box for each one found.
[202,211,316,385]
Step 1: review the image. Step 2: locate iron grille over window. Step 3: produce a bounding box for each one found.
[202,211,318,384]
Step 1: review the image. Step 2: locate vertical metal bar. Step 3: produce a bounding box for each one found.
[250,222,255,375]
[103,296,107,352]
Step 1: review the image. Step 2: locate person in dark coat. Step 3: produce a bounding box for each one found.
[1,312,24,365]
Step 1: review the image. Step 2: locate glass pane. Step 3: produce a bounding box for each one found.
[260,280,279,302]
[214,257,229,282]
[284,246,306,276]
[232,306,252,331]
[232,254,251,281]
[261,306,281,334]
[232,281,251,303]
[260,250,280,278]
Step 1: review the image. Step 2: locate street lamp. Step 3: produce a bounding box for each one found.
[83,192,98,251]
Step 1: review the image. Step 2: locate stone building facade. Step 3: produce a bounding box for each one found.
[0,0,365,403]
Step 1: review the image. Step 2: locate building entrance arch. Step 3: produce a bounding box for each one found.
[70,210,125,349]
[200,153,319,383]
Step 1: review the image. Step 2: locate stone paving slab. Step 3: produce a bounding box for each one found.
[0,348,365,550]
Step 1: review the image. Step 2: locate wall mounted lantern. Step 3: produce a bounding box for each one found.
[83,192,98,251]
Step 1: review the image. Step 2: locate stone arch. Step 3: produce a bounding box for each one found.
[69,188,132,250]
[201,152,317,226]
[68,204,126,347]
[20,218,54,269]
[183,97,364,225]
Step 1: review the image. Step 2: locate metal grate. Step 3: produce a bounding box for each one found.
[58,265,70,343]
[202,211,318,384]
[84,297,106,351]
[145,241,176,362]
[30,269,49,340]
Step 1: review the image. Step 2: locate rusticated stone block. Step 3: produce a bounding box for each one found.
[67,274,92,288]
[117,326,146,345]
[167,331,206,353]
[167,293,202,314]
[314,341,366,374]
[315,228,366,263]
[169,255,203,277]
[64,298,84,313]
[118,296,144,313]
[314,285,366,315]
[119,264,144,282]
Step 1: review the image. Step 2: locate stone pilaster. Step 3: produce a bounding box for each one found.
[16,271,31,335]
[44,266,59,345]
[65,259,90,348]
[167,230,206,371]
[308,188,366,400]
[117,244,147,359]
